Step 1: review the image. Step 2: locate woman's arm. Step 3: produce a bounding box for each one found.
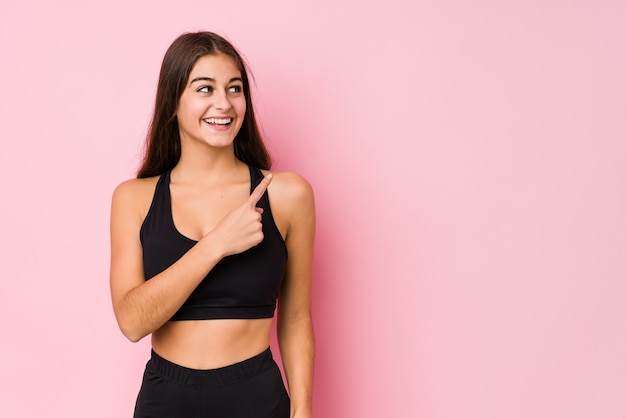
[274,172,316,418]
[110,175,273,342]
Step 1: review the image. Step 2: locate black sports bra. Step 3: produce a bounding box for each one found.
[140,165,288,320]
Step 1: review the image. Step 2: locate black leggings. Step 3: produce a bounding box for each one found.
[133,347,290,418]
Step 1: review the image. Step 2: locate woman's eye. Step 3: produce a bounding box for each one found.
[198,86,213,93]
[228,85,243,93]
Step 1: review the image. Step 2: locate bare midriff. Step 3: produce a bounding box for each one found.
[151,318,273,369]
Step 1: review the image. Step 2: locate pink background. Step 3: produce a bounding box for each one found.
[1,0,625,417]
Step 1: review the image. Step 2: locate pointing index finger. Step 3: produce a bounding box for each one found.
[248,173,273,206]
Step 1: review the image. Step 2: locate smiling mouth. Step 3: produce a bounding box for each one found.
[203,117,233,126]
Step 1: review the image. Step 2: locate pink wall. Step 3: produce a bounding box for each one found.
[1,0,625,417]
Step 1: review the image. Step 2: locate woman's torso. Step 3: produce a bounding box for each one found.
[137,163,288,369]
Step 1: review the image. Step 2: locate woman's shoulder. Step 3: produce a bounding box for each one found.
[111,175,161,214]
[261,170,315,226]
[262,170,314,202]
[261,170,315,242]
[113,175,160,198]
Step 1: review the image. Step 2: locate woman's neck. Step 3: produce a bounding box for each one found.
[173,144,245,185]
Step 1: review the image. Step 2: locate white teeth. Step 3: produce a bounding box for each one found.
[205,118,232,125]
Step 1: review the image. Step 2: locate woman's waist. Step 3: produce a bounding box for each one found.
[146,346,276,387]
[151,318,273,369]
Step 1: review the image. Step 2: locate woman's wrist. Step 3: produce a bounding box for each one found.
[196,231,227,261]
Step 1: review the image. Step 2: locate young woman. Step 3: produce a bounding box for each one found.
[110,32,315,418]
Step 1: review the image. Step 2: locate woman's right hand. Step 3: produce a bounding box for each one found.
[208,174,273,257]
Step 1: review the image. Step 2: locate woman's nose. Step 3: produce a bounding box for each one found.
[213,90,232,111]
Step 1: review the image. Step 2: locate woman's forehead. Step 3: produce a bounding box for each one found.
[189,54,242,80]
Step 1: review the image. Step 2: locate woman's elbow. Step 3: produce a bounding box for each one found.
[121,328,145,343]
[115,312,148,343]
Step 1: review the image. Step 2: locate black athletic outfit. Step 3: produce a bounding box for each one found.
[133,165,290,418]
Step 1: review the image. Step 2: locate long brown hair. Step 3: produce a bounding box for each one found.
[137,32,271,178]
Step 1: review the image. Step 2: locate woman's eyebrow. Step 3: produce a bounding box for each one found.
[190,76,215,84]
[189,77,243,85]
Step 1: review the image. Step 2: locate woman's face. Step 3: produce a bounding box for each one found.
[176,53,246,150]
